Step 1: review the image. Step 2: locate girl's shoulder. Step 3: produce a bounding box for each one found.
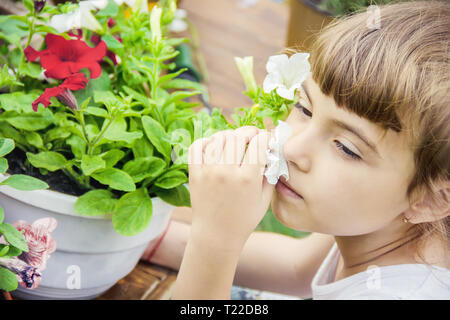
[312,243,450,300]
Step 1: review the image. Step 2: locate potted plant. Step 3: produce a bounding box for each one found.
[0,0,312,300]
[0,0,205,299]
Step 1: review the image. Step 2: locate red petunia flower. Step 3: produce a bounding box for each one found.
[24,33,107,80]
[91,34,121,66]
[32,73,88,111]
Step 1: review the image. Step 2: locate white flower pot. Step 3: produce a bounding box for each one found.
[0,174,174,300]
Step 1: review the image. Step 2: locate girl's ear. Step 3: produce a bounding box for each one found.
[404,181,450,224]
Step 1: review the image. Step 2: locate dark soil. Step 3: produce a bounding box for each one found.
[5,148,92,197]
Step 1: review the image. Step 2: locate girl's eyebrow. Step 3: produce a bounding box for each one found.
[331,119,380,157]
[301,82,380,157]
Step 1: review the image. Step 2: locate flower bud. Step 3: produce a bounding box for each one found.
[150,5,163,42]
[57,88,79,111]
[234,56,258,97]
[34,0,46,14]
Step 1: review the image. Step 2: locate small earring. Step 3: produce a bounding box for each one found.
[403,216,410,223]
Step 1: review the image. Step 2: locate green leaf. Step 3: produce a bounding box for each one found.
[99,149,125,168]
[23,0,34,12]
[122,86,156,108]
[0,223,28,251]
[0,174,49,191]
[141,116,172,162]
[112,188,153,236]
[44,127,71,142]
[0,244,22,258]
[74,189,118,216]
[0,245,8,257]
[73,71,111,107]
[0,138,15,157]
[0,158,8,174]
[0,207,3,223]
[66,135,86,159]
[97,0,119,17]
[154,184,191,207]
[81,154,106,176]
[91,168,136,192]
[163,79,206,92]
[27,151,68,171]
[0,15,28,46]
[132,136,154,158]
[154,170,188,189]
[93,90,118,106]
[156,68,187,88]
[0,123,28,147]
[102,34,123,50]
[122,157,166,183]
[2,109,54,131]
[102,117,143,144]
[25,131,44,149]
[0,92,40,113]
[20,63,42,79]
[167,90,201,105]
[5,246,21,257]
[0,267,18,292]
[84,107,109,118]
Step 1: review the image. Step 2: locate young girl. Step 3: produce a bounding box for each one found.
[148,1,450,299]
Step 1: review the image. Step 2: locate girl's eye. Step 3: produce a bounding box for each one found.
[334,140,361,161]
[295,103,312,117]
[294,102,361,161]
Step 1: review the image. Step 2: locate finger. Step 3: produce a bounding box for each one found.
[234,126,260,166]
[204,134,225,165]
[188,137,209,166]
[242,131,270,170]
[220,131,238,165]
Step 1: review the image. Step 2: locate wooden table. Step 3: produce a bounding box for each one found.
[97,0,289,300]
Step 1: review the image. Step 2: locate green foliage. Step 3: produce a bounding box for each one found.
[256,207,310,239]
[319,0,398,16]
[0,267,18,292]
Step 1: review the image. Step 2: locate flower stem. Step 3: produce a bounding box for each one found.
[149,42,164,124]
[89,114,116,155]
[62,167,91,191]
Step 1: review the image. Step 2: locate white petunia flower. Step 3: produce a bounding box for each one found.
[168,9,188,33]
[49,1,103,33]
[264,120,292,185]
[263,52,311,100]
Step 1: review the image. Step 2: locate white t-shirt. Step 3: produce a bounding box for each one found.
[311,243,450,300]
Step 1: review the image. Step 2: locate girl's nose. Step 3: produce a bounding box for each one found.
[283,127,314,173]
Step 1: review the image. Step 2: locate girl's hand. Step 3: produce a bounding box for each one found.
[187,126,275,249]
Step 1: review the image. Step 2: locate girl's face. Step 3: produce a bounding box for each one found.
[271,74,416,236]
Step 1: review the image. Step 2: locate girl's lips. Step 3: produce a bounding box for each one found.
[276,178,303,200]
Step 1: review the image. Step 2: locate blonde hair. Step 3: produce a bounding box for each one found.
[290,1,450,263]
